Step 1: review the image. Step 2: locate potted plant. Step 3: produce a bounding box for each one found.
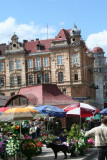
[21,139,36,160]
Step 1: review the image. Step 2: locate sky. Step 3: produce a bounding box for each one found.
[0,0,107,56]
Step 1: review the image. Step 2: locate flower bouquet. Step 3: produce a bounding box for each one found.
[6,136,20,157]
[21,139,36,160]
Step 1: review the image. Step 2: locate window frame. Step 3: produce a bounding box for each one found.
[73,54,77,64]
[0,62,4,71]
[10,77,14,87]
[0,77,4,86]
[37,73,42,84]
[17,60,21,70]
[45,73,49,83]
[29,75,33,84]
[17,76,21,86]
[28,59,33,69]
[10,61,14,71]
[57,55,63,65]
[58,72,64,82]
[36,58,41,70]
[44,57,49,67]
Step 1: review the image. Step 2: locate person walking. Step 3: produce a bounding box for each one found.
[85,116,107,160]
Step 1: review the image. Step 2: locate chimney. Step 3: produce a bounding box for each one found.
[23,40,28,44]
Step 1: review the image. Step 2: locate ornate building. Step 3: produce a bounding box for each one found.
[0,25,96,104]
[87,47,107,108]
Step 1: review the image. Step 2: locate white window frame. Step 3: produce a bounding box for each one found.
[73,54,77,64]
[17,60,21,70]
[0,63,4,71]
[10,61,14,70]
[44,57,49,67]
[28,59,33,68]
[36,58,41,69]
[57,55,63,65]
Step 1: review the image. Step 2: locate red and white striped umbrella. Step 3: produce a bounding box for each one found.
[64,103,99,117]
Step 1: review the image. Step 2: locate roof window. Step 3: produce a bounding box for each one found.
[59,36,62,39]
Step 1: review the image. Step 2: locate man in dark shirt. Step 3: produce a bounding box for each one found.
[87,117,95,131]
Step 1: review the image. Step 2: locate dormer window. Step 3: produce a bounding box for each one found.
[37,45,41,51]
[59,36,62,39]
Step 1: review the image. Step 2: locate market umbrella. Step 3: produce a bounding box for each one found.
[100,108,107,115]
[0,107,10,113]
[64,103,99,130]
[33,105,66,118]
[86,114,101,120]
[0,107,40,137]
[33,105,66,131]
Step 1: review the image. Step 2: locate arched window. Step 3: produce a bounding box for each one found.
[29,75,33,84]
[45,73,49,83]
[58,72,63,82]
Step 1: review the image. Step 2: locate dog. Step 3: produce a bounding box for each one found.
[47,143,68,159]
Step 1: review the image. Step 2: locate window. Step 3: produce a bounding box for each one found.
[57,55,63,65]
[44,57,49,67]
[36,58,41,70]
[73,54,77,64]
[17,60,21,69]
[29,75,33,84]
[37,74,42,84]
[0,63,4,71]
[74,74,78,81]
[62,88,66,94]
[10,77,14,87]
[0,50,2,55]
[28,59,33,68]
[37,45,41,50]
[10,61,14,70]
[45,73,49,83]
[58,72,63,82]
[17,76,21,86]
[0,78,4,86]
[11,92,15,96]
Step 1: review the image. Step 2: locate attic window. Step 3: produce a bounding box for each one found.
[13,44,16,47]
[37,45,41,51]
[59,36,62,39]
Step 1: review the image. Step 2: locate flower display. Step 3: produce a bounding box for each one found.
[0,134,6,158]
[21,139,36,160]
[88,138,95,147]
[5,137,20,157]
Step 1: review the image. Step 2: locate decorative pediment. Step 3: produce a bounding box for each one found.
[5,33,25,55]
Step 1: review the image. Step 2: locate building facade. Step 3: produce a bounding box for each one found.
[87,47,107,108]
[0,25,95,104]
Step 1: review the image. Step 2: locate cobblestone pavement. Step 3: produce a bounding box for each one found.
[23,147,97,160]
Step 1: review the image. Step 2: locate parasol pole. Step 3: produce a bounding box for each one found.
[20,121,21,138]
[80,107,81,131]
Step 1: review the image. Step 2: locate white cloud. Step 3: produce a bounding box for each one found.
[86,30,107,57]
[0,17,56,44]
